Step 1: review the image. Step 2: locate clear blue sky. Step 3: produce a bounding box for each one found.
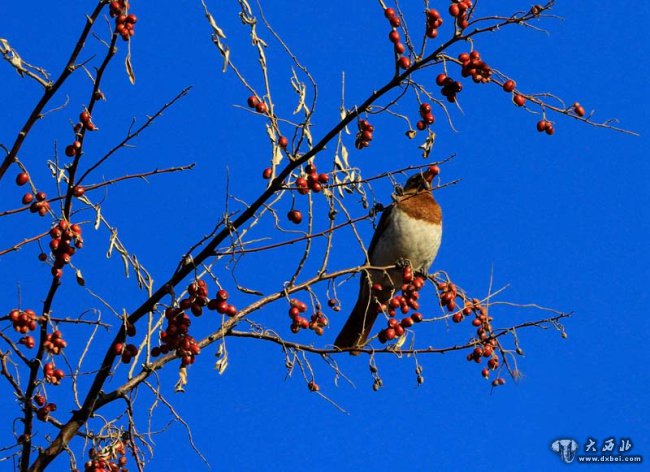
[1,1,648,471]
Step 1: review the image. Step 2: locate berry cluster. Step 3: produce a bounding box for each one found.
[17,174,51,217]
[247,95,268,114]
[152,309,201,366]
[64,140,82,158]
[536,119,555,135]
[8,308,37,333]
[288,299,329,335]
[436,73,463,103]
[78,109,97,132]
[43,329,67,355]
[449,0,472,30]
[437,281,458,312]
[425,9,443,38]
[294,163,329,194]
[376,267,425,343]
[327,298,341,312]
[288,298,308,332]
[49,220,84,279]
[44,362,65,385]
[113,342,138,364]
[384,8,404,53]
[354,119,374,149]
[447,293,506,386]
[19,335,35,349]
[458,51,492,83]
[109,1,136,41]
[83,443,129,472]
[36,401,57,421]
[181,279,210,317]
[416,103,435,131]
[206,288,238,317]
[384,8,411,69]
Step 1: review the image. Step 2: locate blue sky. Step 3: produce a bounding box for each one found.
[1,1,648,471]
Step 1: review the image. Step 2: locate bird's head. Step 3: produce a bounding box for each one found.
[403,165,440,193]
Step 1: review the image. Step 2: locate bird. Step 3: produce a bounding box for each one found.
[334,166,442,353]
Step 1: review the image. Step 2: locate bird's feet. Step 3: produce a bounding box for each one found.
[394,257,412,270]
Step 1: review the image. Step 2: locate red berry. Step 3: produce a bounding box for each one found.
[16,172,29,186]
[288,209,302,224]
[449,4,460,17]
[394,42,405,54]
[384,8,396,18]
[35,191,46,202]
[262,167,272,179]
[536,120,548,132]
[22,193,34,204]
[436,73,447,86]
[513,94,526,107]
[255,102,268,114]
[389,16,401,27]
[398,56,411,69]
[503,79,516,92]
[72,186,85,197]
[278,136,288,148]
[388,30,400,43]
[416,120,426,131]
[573,102,585,117]
[65,145,77,157]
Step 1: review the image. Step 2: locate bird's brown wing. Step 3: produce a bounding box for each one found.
[334,204,394,353]
[366,203,394,263]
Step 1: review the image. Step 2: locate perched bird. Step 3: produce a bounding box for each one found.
[334,166,442,352]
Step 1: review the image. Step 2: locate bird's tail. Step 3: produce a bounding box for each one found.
[334,275,381,355]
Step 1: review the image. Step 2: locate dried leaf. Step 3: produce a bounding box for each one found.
[75,269,85,286]
[107,231,117,258]
[125,54,135,85]
[175,367,188,393]
[201,0,227,38]
[94,205,101,230]
[221,46,230,73]
[215,354,228,375]
[341,145,349,168]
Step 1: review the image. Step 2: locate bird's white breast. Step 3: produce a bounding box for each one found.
[370,207,442,272]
